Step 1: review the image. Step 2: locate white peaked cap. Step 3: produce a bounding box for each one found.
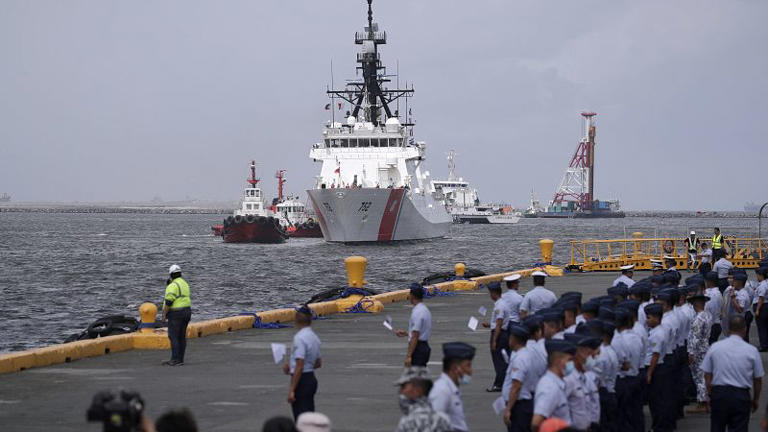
[503,274,522,282]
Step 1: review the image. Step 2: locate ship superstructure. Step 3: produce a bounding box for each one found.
[306,0,451,242]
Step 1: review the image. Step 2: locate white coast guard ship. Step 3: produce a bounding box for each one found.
[306,0,451,242]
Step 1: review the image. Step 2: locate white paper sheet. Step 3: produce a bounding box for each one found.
[478,306,488,316]
[468,316,479,331]
[492,396,506,416]
[270,343,287,364]
[383,321,393,331]
[501,349,509,363]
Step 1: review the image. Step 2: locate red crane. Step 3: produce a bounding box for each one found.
[552,112,597,211]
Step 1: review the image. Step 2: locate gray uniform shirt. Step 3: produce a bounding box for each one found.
[705,287,724,325]
[290,327,321,374]
[520,286,557,315]
[713,258,733,279]
[429,373,468,432]
[501,290,524,323]
[409,302,431,341]
[701,335,764,388]
[534,370,571,423]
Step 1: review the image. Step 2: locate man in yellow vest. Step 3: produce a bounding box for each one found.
[712,227,725,260]
[162,264,191,366]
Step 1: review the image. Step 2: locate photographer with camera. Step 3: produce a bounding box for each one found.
[87,390,198,432]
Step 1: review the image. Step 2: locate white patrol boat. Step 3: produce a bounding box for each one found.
[306,0,451,242]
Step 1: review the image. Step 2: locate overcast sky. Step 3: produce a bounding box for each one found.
[1,0,765,210]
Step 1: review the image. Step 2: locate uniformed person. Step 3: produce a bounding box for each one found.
[563,333,602,431]
[711,227,725,259]
[704,271,725,343]
[394,367,452,432]
[663,256,682,286]
[593,318,619,432]
[532,339,575,431]
[754,267,768,351]
[284,305,322,420]
[429,342,475,432]
[580,301,600,322]
[162,264,192,366]
[614,307,644,432]
[540,308,565,340]
[520,271,557,319]
[713,253,734,293]
[651,259,665,276]
[503,274,524,325]
[396,284,432,367]
[613,265,636,288]
[685,231,700,271]
[701,315,765,432]
[482,281,509,392]
[723,272,750,338]
[644,303,672,432]
[686,293,712,414]
[502,324,537,432]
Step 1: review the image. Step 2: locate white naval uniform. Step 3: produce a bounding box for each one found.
[613,274,636,288]
[534,370,571,423]
[502,289,524,324]
[520,286,557,316]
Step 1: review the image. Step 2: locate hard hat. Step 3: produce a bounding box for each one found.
[168,264,182,274]
[690,230,696,235]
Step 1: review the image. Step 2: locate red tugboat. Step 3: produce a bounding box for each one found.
[272,170,323,238]
[216,161,288,243]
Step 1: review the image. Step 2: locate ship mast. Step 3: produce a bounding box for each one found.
[247,161,260,187]
[275,170,286,201]
[326,0,414,127]
[447,150,457,181]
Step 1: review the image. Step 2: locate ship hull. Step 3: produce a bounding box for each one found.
[307,188,451,242]
[222,220,288,243]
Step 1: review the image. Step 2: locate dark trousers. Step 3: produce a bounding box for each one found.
[291,372,318,420]
[167,307,191,362]
[710,385,750,432]
[756,304,768,349]
[700,262,712,275]
[710,323,723,345]
[598,387,617,432]
[679,346,696,403]
[662,353,680,429]
[745,311,754,343]
[616,375,642,432]
[638,367,648,404]
[491,330,509,388]
[412,341,431,367]
[649,362,674,432]
[507,398,533,432]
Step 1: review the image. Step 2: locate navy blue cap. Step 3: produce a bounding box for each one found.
[561,292,583,302]
[545,339,576,355]
[582,301,600,314]
[688,294,710,303]
[522,315,542,332]
[508,324,530,339]
[584,319,603,335]
[655,289,673,302]
[617,300,640,312]
[599,298,616,309]
[644,303,664,317]
[663,273,679,284]
[574,322,590,335]
[599,318,616,334]
[704,271,719,282]
[295,305,312,316]
[733,272,748,282]
[442,342,476,360]
[685,275,704,287]
[559,300,579,312]
[614,307,631,321]
[564,333,602,349]
[487,281,502,291]
[538,308,564,322]
[650,275,665,285]
[685,285,700,294]
[598,306,615,321]
[608,284,629,298]
[409,283,424,295]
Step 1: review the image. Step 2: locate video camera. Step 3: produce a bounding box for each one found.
[86,390,144,432]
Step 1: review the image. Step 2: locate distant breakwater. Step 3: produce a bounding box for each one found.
[0,206,231,215]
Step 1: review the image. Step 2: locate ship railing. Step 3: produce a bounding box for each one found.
[357,52,380,62]
[355,31,386,44]
[568,237,768,271]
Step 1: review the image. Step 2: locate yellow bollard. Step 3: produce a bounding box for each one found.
[539,239,554,264]
[455,262,466,277]
[632,232,644,256]
[139,303,158,334]
[345,256,368,288]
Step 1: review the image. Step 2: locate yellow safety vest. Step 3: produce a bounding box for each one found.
[712,234,723,249]
[165,277,191,310]
[688,236,699,252]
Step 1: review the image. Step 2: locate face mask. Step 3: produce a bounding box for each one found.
[564,360,575,376]
[585,356,596,371]
[398,394,412,414]
[459,373,472,386]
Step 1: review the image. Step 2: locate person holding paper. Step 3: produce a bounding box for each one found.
[396,284,432,367]
[283,305,322,420]
[483,281,510,392]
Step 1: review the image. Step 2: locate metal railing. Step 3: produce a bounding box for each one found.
[569,236,768,268]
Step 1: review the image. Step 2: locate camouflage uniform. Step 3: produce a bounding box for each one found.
[395,397,452,432]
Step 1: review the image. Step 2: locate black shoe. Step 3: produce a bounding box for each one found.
[486,385,502,392]
[162,360,173,366]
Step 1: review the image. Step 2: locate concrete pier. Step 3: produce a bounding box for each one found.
[1,271,766,431]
